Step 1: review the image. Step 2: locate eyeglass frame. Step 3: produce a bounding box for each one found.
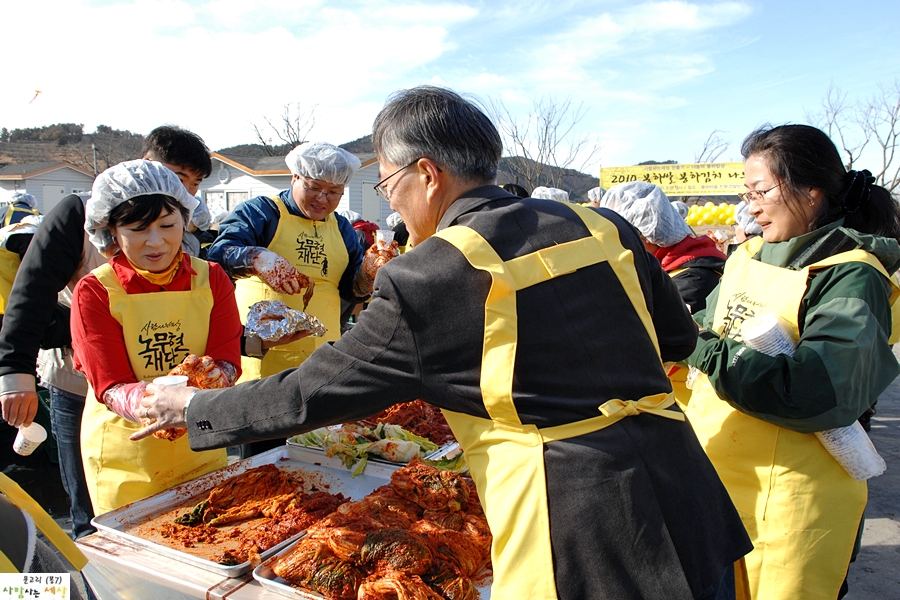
[296,176,344,202]
[737,184,781,205]
[373,158,442,201]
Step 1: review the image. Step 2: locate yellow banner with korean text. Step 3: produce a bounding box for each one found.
[601,162,745,196]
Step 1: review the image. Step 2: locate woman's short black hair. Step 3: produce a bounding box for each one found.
[741,124,900,240]
[108,194,189,230]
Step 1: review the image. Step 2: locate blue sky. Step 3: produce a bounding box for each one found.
[3,0,899,174]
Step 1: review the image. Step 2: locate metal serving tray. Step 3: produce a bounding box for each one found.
[90,444,402,578]
[253,537,492,600]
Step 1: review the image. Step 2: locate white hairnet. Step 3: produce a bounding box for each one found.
[285,142,361,186]
[735,201,763,235]
[338,209,362,223]
[85,159,199,254]
[671,200,689,219]
[191,195,211,230]
[8,192,37,209]
[386,211,404,229]
[587,187,606,203]
[531,186,570,202]
[602,181,693,247]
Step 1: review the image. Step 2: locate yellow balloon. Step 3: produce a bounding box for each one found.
[705,201,715,209]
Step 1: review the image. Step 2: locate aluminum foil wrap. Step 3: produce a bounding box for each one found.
[245,300,326,341]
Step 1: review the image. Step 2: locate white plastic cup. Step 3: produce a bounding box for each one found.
[153,375,189,387]
[13,422,48,456]
[375,230,395,247]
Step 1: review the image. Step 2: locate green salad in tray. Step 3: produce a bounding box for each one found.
[288,423,465,476]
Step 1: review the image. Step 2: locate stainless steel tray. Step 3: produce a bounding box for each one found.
[90,445,402,578]
[253,539,492,600]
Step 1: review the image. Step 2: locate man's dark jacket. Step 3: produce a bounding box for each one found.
[187,186,751,599]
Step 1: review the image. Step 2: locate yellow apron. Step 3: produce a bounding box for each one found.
[0,473,88,572]
[665,266,693,409]
[3,205,39,227]
[235,196,347,380]
[686,236,899,599]
[435,204,691,599]
[0,220,39,313]
[0,246,19,314]
[81,257,227,515]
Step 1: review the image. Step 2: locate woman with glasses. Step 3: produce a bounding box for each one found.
[684,124,900,599]
[206,143,395,454]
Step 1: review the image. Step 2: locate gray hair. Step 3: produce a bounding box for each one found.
[373,86,502,184]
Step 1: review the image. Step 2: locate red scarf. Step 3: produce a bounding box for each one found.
[654,235,726,272]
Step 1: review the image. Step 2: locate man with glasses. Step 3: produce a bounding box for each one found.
[207,143,395,455]
[140,87,752,599]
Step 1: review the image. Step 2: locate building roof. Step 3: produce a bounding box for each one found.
[0,162,93,179]
[212,152,377,176]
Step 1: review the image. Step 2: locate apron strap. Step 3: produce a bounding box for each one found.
[434,205,665,425]
[540,392,684,443]
[0,473,88,570]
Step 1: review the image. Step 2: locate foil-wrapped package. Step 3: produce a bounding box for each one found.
[245,300,326,341]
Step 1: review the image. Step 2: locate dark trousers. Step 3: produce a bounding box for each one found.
[48,386,95,539]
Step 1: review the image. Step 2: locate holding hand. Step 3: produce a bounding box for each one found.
[129,383,195,441]
[250,248,315,306]
[362,241,400,279]
[1,391,39,428]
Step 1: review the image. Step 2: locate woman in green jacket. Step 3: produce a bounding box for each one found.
[685,124,900,600]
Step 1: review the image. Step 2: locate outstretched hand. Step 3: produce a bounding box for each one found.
[129,383,196,441]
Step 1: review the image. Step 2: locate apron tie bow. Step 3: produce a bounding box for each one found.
[599,393,685,422]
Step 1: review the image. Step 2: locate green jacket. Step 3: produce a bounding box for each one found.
[688,219,900,433]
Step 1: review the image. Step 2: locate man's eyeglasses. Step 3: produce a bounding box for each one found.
[737,184,781,205]
[373,159,442,201]
[300,179,343,202]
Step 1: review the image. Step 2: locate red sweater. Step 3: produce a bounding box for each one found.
[653,235,726,272]
[71,254,242,399]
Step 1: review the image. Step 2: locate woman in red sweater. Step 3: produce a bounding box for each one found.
[72,160,242,515]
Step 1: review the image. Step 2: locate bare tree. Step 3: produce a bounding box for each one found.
[806,84,871,171]
[61,127,144,174]
[489,96,601,191]
[861,81,900,195]
[694,129,729,163]
[251,103,317,156]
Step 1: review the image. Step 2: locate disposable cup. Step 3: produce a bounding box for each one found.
[153,375,189,387]
[375,230,395,247]
[13,422,48,456]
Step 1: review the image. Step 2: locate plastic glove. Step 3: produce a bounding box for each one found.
[102,382,149,423]
[249,248,315,306]
[129,383,195,442]
[353,241,399,296]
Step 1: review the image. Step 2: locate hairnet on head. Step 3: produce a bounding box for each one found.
[602,181,693,247]
[531,186,570,203]
[191,195,211,230]
[285,142,361,186]
[8,192,37,209]
[735,201,763,235]
[85,159,199,254]
[671,200,689,219]
[386,211,404,229]
[338,209,362,223]
[587,187,606,203]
